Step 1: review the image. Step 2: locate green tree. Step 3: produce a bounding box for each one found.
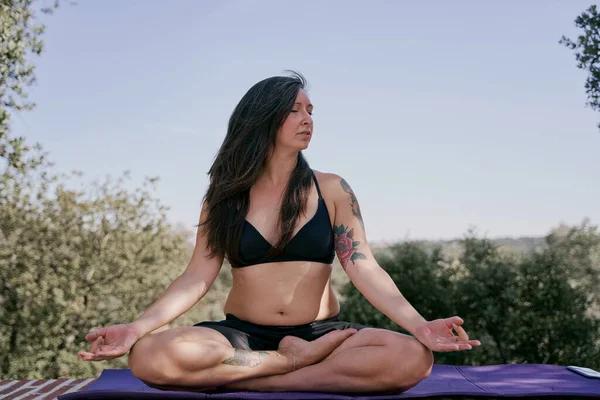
[339,243,452,332]
[0,0,235,380]
[450,233,600,368]
[510,249,599,367]
[545,220,600,315]
[0,169,197,379]
[560,4,600,130]
[0,0,59,171]
[446,236,521,366]
[340,230,600,369]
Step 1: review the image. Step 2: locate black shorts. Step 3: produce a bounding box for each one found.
[193,313,369,351]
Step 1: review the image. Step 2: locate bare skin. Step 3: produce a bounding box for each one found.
[223,175,341,327]
[80,88,480,394]
[127,325,358,391]
[126,169,377,391]
[123,169,444,393]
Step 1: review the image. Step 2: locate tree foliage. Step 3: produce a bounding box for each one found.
[0,0,53,171]
[0,168,196,379]
[0,0,229,380]
[561,4,600,130]
[339,223,600,369]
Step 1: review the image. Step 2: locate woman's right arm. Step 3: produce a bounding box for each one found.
[78,203,224,361]
[130,201,224,338]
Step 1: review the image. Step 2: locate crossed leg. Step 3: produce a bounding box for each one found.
[129,326,356,391]
[223,328,434,393]
[129,325,433,394]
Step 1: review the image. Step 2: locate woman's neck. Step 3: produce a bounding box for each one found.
[259,150,299,187]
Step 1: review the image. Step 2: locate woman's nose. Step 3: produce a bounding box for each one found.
[303,112,312,125]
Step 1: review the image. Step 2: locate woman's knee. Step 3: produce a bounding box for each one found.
[128,334,172,384]
[128,329,228,386]
[384,335,433,390]
[404,337,433,378]
[418,342,434,378]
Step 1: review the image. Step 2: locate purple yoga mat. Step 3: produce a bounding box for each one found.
[58,364,600,399]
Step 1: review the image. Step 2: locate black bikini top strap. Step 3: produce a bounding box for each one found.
[310,169,323,199]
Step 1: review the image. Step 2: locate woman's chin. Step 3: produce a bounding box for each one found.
[296,139,310,151]
[288,143,309,152]
[275,141,310,153]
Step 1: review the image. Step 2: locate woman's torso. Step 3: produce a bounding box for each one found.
[223,170,340,326]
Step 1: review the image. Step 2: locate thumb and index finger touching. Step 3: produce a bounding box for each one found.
[79,329,120,360]
[85,327,106,341]
[445,316,482,346]
[444,316,468,336]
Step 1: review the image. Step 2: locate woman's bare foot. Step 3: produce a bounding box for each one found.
[277,329,357,369]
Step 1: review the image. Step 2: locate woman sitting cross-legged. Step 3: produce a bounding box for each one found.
[78,71,480,394]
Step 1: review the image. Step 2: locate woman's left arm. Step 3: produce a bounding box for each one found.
[330,175,481,352]
[330,175,427,335]
[330,176,481,351]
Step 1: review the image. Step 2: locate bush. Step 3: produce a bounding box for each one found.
[0,167,193,379]
[340,228,600,369]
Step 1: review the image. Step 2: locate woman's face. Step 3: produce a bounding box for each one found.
[275,89,313,152]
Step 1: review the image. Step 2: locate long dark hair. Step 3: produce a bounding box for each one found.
[200,71,313,266]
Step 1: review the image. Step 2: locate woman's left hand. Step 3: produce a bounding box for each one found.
[412,316,481,352]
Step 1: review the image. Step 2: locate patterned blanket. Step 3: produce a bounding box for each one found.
[0,378,95,399]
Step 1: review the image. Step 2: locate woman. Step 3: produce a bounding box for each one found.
[78,71,480,394]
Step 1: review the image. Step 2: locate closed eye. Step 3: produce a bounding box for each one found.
[290,110,313,115]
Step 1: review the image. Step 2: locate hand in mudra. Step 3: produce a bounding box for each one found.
[412,316,481,352]
[78,323,141,361]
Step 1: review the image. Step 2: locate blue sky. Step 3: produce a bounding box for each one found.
[13,0,600,242]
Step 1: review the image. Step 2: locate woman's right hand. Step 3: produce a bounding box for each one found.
[78,323,142,362]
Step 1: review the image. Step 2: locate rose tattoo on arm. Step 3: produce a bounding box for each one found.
[334,224,367,270]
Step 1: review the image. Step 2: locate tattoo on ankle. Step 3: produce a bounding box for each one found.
[222,349,262,368]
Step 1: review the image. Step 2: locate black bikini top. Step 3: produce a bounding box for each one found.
[232,170,335,268]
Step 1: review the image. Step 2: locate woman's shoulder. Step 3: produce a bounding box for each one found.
[312,169,341,183]
[312,169,346,200]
